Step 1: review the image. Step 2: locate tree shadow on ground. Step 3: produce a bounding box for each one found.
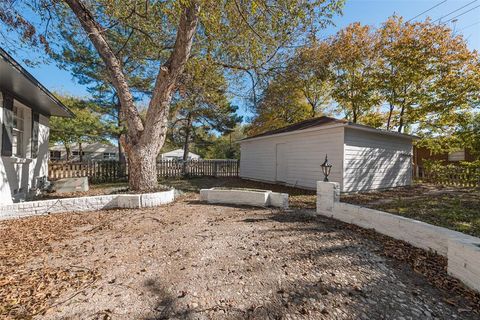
[142,278,194,320]
[140,208,479,319]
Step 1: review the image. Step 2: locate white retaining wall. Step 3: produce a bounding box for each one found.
[0,189,175,220]
[317,181,480,293]
[200,188,289,209]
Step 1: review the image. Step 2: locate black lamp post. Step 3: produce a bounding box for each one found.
[320,154,332,182]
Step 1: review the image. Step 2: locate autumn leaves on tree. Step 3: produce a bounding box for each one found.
[249,16,480,140]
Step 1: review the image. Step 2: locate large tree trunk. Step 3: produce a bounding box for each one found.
[127,144,159,191]
[65,0,200,191]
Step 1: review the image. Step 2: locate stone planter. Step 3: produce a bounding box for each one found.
[0,189,175,220]
[200,188,288,209]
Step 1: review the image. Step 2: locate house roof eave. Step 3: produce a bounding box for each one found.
[0,48,74,118]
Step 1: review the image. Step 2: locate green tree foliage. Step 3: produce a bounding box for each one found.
[50,95,111,161]
[0,0,344,190]
[285,42,333,117]
[204,126,245,159]
[249,16,480,150]
[247,42,334,135]
[376,16,480,134]
[171,58,241,165]
[246,74,312,136]
[330,22,381,124]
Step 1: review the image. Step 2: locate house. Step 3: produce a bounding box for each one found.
[49,142,119,162]
[0,48,73,203]
[239,116,417,193]
[160,148,201,161]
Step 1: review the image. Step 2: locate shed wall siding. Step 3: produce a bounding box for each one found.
[240,127,344,190]
[343,128,412,192]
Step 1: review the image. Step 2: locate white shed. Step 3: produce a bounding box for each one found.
[239,117,417,192]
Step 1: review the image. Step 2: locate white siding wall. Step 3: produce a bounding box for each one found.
[0,97,50,204]
[240,127,344,190]
[343,128,413,192]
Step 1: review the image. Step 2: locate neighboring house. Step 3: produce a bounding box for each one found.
[49,142,119,162]
[159,148,201,161]
[0,48,73,203]
[413,146,477,168]
[239,116,417,193]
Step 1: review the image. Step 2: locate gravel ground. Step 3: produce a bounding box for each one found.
[2,195,479,320]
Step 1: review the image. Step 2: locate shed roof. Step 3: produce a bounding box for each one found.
[241,116,418,142]
[0,48,73,118]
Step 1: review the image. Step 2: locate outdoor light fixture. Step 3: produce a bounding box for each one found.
[320,154,332,182]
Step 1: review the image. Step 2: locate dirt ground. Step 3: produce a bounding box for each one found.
[1,194,479,320]
[159,177,480,237]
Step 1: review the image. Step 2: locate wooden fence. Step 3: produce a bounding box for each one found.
[48,159,240,183]
[48,161,127,183]
[414,165,480,188]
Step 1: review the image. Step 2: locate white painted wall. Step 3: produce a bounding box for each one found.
[0,95,50,204]
[343,128,413,192]
[240,126,345,190]
[317,181,480,293]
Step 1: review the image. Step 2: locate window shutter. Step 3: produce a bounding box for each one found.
[31,112,40,158]
[2,93,14,156]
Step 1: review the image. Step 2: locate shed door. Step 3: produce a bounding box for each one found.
[276,143,287,182]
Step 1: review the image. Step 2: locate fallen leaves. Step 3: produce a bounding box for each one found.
[339,222,480,314]
[0,213,102,319]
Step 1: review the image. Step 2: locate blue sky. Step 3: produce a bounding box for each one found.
[13,0,480,120]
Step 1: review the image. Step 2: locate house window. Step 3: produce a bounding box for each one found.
[31,113,40,158]
[103,152,116,160]
[12,106,25,158]
[50,150,61,160]
[72,151,85,156]
[448,150,465,162]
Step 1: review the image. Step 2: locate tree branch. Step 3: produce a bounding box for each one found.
[63,0,144,143]
[141,2,200,147]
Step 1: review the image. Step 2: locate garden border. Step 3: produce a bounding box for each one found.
[0,189,175,220]
[317,181,480,293]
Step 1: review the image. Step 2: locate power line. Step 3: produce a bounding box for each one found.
[406,0,448,23]
[443,4,480,24]
[433,0,478,23]
[458,20,480,31]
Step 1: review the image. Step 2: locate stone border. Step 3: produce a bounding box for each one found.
[317,181,480,293]
[0,189,175,220]
[200,188,288,209]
